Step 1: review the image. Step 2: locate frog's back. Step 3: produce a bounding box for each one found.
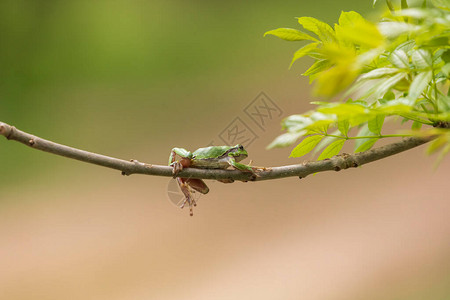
[192,146,230,159]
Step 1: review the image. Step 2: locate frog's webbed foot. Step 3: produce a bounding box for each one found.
[170,161,184,177]
[251,167,263,177]
[176,177,196,216]
[180,196,197,216]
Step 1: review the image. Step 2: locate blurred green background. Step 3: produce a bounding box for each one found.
[0,0,372,185]
[1,1,449,299]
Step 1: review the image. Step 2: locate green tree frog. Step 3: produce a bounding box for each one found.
[168,144,256,215]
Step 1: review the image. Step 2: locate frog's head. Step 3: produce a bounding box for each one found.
[228,144,248,162]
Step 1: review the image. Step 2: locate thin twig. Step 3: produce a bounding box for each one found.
[0,121,435,182]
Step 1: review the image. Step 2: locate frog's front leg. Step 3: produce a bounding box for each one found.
[225,157,259,181]
[169,148,193,176]
[227,157,256,173]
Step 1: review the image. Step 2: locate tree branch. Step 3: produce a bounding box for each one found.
[0,121,435,182]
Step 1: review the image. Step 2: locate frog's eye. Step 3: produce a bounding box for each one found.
[238,145,244,150]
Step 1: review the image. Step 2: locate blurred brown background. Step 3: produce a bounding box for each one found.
[1,0,449,299]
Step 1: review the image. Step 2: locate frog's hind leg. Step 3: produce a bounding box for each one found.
[185,178,209,194]
[176,177,196,216]
[217,179,234,183]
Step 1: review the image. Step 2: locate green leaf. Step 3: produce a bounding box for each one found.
[442,50,450,63]
[320,42,357,64]
[281,115,313,131]
[340,25,384,48]
[382,91,396,101]
[368,115,385,135]
[386,0,396,11]
[264,28,318,42]
[313,131,340,155]
[314,64,359,97]
[442,63,450,77]
[437,94,450,112]
[267,132,305,149]
[290,135,324,157]
[412,120,423,130]
[377,98,414,114]
[433,49,444,65]
[297,17,336,43]
[338,11,366,26]
[290,43,319,68]
[338,119,350,136]
[408,71,432,100]
[317,139,345,160]
[431,0,450,10]
[422,37,449,47]
[401,0,409,9]
[318,103,367,116]
[427,135,448,154]
[358,68,400,81]
[396,8,431,18]
[336,11,384,48]
[355,138,379,152]
[303,59,333,79]
[411,49,432,69]
[396,40,416,53]
[389,50,410,69]
[306,119,335,134]
[398,111,433,124]
[378,22,419,38]
[374,73,407,98]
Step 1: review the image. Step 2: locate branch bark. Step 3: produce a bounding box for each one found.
[0,121,435,182]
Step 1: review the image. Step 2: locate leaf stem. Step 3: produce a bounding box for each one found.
[324,133,413,139]
[422,92,439,113]
[398,112,435,125]
[432,68,440,113]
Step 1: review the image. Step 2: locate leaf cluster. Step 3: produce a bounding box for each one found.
[265,0,450,162]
